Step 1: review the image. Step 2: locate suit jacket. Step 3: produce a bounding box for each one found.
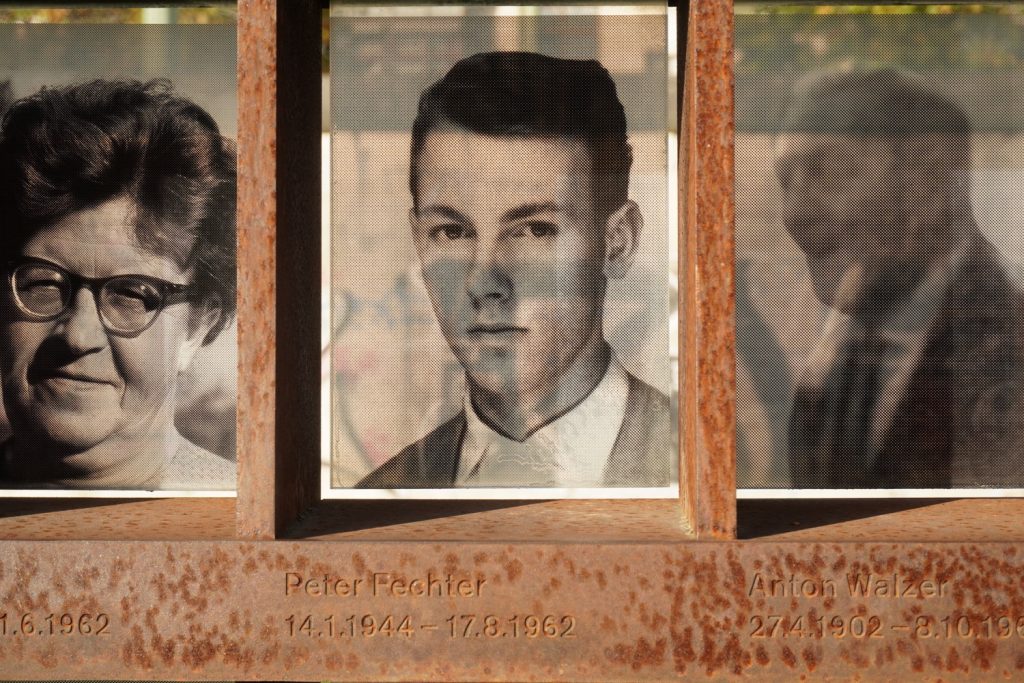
[357,373,675,488]
[789,237,1024,488]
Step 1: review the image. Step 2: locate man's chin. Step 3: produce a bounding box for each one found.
[810,274,914,326]
[808,275,841,310]
[463,368,519,400]
[806,256,866,311]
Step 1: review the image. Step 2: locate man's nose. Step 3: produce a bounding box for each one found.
[465,244,513,306]
[780,173,820,234]
[57,288,109,353]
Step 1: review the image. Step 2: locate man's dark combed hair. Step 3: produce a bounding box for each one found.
[0,78,237,342]
[410,51,633,220]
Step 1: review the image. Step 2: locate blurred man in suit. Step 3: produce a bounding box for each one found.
[779,68,1024,488]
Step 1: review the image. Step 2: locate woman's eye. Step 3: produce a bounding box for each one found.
[106,280,161,311]
[20,278,63,292]
[16,266,66,291]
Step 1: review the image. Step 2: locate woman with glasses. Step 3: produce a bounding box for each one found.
[0,79,236,490]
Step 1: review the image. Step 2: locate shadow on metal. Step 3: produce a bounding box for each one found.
[738,498,946,539]
[0,497,150,519]
[283,499,541,538]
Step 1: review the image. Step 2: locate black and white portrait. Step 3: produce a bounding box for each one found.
[329,10,674,492]
[0,19,237,492]
[735,9,1024,489]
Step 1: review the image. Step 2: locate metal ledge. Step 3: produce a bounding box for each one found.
[2,537,1023,679]
[0,498,236,541]
[740,498,1024,542]
[283,499,696,542]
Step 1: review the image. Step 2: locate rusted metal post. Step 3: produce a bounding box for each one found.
[681,0,737,539]
[237,0,322,538]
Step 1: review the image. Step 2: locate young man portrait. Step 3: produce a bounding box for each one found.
[357,51,674,488]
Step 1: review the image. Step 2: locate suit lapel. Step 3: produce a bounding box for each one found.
[604,375,673,486]
[872,238,1010,487]
[414,413,466,486]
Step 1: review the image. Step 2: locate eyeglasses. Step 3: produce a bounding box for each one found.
[6,258,194,338]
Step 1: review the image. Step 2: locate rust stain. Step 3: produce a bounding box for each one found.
[801,645,819,671]
[605,637,667,671]
[504,556,523,583]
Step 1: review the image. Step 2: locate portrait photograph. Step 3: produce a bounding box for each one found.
[328,7,676,495]
[0,16,237,493]
[734,7,1024,491]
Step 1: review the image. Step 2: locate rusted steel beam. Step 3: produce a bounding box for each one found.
[1,539,1023,680]
[236,0,321,539]
[236,0,278,539]
[682,0,736,538]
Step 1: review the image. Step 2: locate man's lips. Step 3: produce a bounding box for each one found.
[466,325,528,335]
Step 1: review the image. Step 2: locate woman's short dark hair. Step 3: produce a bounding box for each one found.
[410,52,633,222]
[0,78,236,342]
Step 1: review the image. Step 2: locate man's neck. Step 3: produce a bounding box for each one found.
[469,337,612,442]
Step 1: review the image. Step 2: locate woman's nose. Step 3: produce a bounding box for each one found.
[59,287,109,352]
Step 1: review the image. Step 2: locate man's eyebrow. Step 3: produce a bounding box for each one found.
[501,202,563,224]
[417,205,471,224]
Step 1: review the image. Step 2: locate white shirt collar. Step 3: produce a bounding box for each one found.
[457,356,630,487]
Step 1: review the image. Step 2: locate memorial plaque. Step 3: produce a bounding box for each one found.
[327,5,677,496]
[0,10,238,494]
[734,3,1024,491]
[3,538,1024,679]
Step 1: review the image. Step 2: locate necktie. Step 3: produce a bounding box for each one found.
[789,328,886,487]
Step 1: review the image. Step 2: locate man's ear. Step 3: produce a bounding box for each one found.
[179,299,223,373]
[603,200,642,279]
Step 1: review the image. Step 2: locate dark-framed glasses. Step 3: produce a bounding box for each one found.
[6,258,194,337]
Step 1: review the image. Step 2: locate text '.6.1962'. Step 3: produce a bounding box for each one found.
[0,612,110,637]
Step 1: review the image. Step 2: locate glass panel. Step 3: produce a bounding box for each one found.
[327,4,677,498]
[0,7,237,495]
[735,3,1024,492]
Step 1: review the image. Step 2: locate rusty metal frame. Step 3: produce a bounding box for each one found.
[237,0,323,539]
[232,0,732,540]
[2,1,1024,680]
[681,0,735,539]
